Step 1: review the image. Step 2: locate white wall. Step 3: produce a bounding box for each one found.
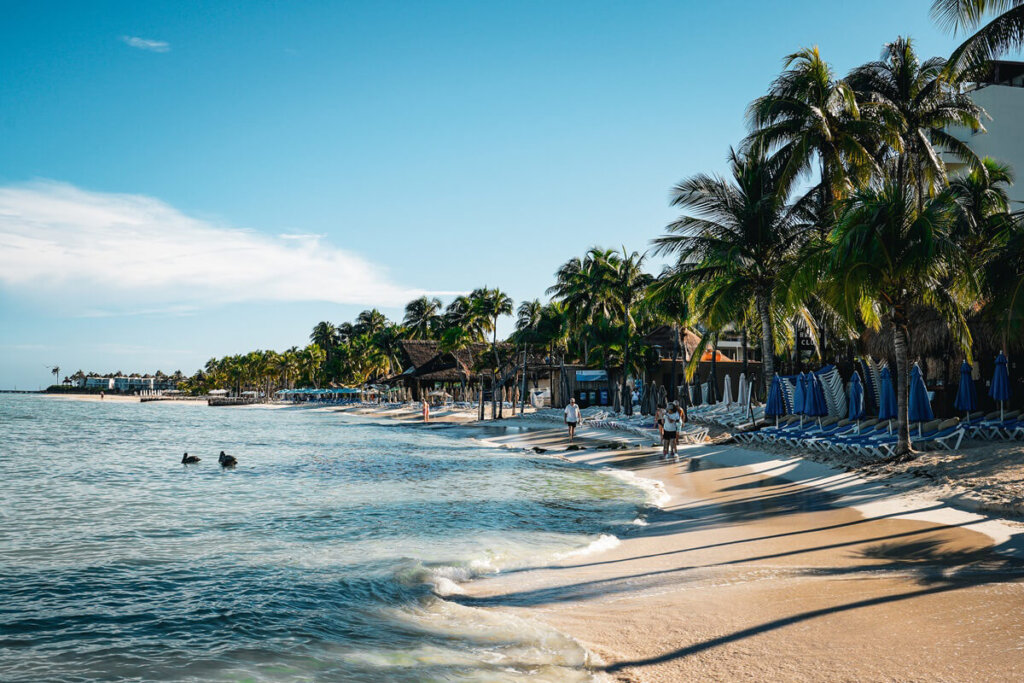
[946,85,1024,205]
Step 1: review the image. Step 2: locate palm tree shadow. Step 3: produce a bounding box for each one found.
[602,541,1024,674]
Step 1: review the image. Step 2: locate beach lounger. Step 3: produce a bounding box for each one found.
[968,410,1020,439]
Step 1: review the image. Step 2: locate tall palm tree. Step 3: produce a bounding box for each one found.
[354,309,388,337]
[646,272,692,402]
[654,146,812,394]
[932,0,1024,77]
[606,248,649,415]
[471,287,514,417]
[846,36,986,202]
[747,46,882,218]
[403,296,443,339]
[829,182,972,457]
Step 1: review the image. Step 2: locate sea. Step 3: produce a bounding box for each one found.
[0,394,654,682]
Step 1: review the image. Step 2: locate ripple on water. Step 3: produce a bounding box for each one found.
[0,396,646,681]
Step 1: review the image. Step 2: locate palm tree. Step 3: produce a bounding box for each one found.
[829,182,972,457]
[605,248,649,415]
[404,296,443,339]
[471,287,514,417]
[846,36,986,203]
[747,46,883,219]
[654,146,812,394]
[51,366,60,385]
[931,0,1024,77]
[646,272,692,402]
[354,309,388,337]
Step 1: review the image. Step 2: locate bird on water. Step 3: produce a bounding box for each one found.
[218,451,238,467]
[181,453,201,464]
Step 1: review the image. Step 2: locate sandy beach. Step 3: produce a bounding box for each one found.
[443,420,1024,682]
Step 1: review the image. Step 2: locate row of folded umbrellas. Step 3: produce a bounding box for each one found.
[765,352,1013,423]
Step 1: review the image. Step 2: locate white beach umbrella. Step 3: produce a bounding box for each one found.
[737,373,748,408]
[722,374,733,406]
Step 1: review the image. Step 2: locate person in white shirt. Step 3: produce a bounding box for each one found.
[564,398,581,442]
[662,402,682,459]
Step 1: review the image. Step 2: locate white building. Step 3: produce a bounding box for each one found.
[945,60,1024,206]
[84,377,114,390]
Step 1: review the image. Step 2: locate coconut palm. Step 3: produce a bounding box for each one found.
[654,146,812,394]
[403,296,443,339]
[605,248,649,415]
[846,36,986,201]
[645,272,692,402]
[829,182,972,457]
[932,0,1024,77]
[747,46,883,217]
[354,309,389,337]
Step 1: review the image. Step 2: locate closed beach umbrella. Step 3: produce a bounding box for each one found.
[707,367,718,404]
[878,367,897,422]
[954,360,978,419]
[908,363,934,432]
[737,372,748,409]
[990,352,1011,421]
[792,373,807,424]
[765,373,787,427]
[847,371,865,422]
[808,373,829,424]
[722,373,733,406]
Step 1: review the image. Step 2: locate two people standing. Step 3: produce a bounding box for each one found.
[660,401,684,459]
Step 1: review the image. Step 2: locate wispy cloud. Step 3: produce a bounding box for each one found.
[121,36,170,53]
[0,181,438,316]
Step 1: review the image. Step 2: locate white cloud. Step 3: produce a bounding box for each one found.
[0,181,436,315]
[121,36,170,52]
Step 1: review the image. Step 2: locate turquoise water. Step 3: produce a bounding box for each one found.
[0,395,648,681]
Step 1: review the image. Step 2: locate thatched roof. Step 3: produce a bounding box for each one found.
[861,305,1020,362]
[396,339,501,382]
[643,326,702,358]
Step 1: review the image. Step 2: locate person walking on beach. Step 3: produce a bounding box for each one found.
[421,398,430,423]
[654,403,665,441]
[662,402,682,459]
[564,398,581,442]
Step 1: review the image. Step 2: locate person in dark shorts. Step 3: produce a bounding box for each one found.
[564,398,581,442]
[662,402,682,459]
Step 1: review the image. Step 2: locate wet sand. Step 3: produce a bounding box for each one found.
[464,428,1024,682]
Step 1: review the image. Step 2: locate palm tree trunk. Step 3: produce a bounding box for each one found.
[621,313,631,416]
[757,293,775,394]
[519,347,528,415]
[893,312,911,457]
[670,323,679,402]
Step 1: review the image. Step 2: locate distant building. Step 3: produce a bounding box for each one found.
[945,60,1024,205]
[84,377,114,390]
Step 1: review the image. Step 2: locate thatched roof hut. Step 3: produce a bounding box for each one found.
[643,325,702,358]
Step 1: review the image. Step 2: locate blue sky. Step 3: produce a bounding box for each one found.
[0,1,968,387]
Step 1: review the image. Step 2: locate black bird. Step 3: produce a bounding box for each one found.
[218,451,238,467]
[181,452,201,464]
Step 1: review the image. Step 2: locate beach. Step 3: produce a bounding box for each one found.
[451,420,1024,682]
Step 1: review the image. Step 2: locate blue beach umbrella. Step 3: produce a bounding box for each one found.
[953,360,978,419]
[808,373,829,424]
[878,366,897,431]
[908,363,934,432]
[848,371,865,422]
[793,373,807,425]
[990,352,1011,421]
[765,374,788,427]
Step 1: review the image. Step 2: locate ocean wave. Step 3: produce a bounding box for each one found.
[597,467,670,508]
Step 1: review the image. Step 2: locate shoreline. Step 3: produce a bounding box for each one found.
[466,425,1024,681]
[334,405,1024,681]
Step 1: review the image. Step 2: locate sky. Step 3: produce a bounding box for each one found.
[0,1,971,388]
